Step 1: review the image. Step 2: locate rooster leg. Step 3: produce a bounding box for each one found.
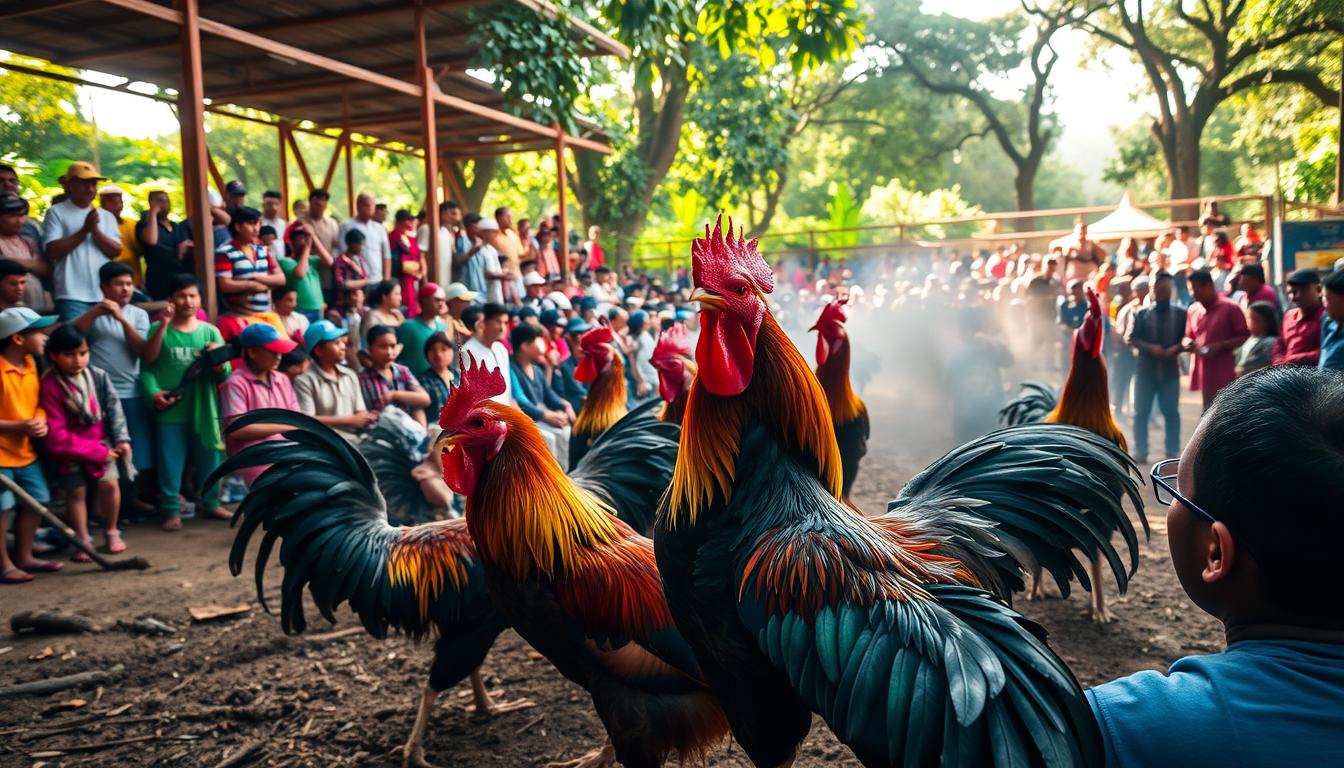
[1089,555,1116,624]
[1026,564,1053,601]
[465,667,536,717]
[544,741,615,768]
[401,685,440,768]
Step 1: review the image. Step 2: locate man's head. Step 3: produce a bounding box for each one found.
[344,226,365,256]
[308,189,330,217]
[1131,275,1151,303]
[261,190,282,219]
[1287,269,1322,311]
[477,302,508,344]
[224,180,247,208]
[147,190,171,218]
[239,321,297,373]
[1067,278,1084,302]
[61,161,106,208]
[1239,263,1266,293]
[167,274,201,319]
[98,185,125,217]
[607,306,628,332]
[509,322,545,363]
[587,225,601,241]
[475,215,499,244]
[1172,226,1188,242]
[418,282,447,318]
[373,203,389,224]
[229,205,262,242]
[444,201,462,226]
[394,208,416,231]
[0,259,28,308]
[443,282,477,318]
[292,199,308,219]
[273,284,298,314]
[0,193,28,237]
[1152,270,1174,302]
[494,206,513,230]
[304,320,348,364]
[1168,367,1344,629]
[424,331,454,374]
[0,164,18,195]
[356,193,375,221]
[1188,268,1218,305]
[1072,216,1088,241]
[1323,269,1344,323]
[99,261,135,305]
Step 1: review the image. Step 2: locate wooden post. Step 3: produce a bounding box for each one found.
[554,123,569,278]
[1335,44,1342,206]
[277,123,289,216]
[342,88,354,215]
[175,0,216,318]
[416,6,440,279]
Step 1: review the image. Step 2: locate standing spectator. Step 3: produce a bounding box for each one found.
[536,225,561,279]
[1273,269,1324,366]
[1320,270,1344,371]
[74,262,153,516]
[220,324,300,487]
[42,162,121,321]
[455,213,488,298]
[299,189,340,297]
[0,194,52,311]
[553,316,592,413]
[418,201,455,286]
[582,225,605,272]
[508,322,573,466]
[0,307,58,583]
[1057,279,1088,373]
[1109,276,1139,415]
[1025,255,1060,372]
[1233,263,1279,312]
[396,283,447,373]
[1236,301,1280,377]
[359,325,430,427]
[420,331,458,422]
[1233,222,1263,260]
[473,216,507,305]
[273,285,308,339]
[373,203,389,227]
[1167,227,1191,270]
[518,217,541,271]
[339,193,392,282]
[460,302,512,404]
[140,274,229,530]
[444,201,471,285]
[278,221,329,324]
[259,190,287,260]
[628,309,657,401]
[295,321,376,445]
[136,190,192,301]
[1183,269,1250,410]
[39,324,130,557]
[223,180,247,209]
[390,210,427,316]
[495,207,522,265]
[1126,271,1188,463]
[215,206,284,316]
[333,229,371,296]
[98,184,141,287]
[0,164,41,246]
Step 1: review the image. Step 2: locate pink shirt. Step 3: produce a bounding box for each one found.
[220,363,299,484]
[1186,296,1249,396]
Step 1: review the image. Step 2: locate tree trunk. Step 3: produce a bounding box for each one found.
[1169,123,1202,223]
[1014,165,1037,233]
[446,158,497,213]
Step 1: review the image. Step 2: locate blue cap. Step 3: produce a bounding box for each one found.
[239,322,298,353]
[539,308,564,328]
[578,296,598,311]
[675,308,692,321]
[564,317,593,334]
[303,319,347,354]
[519,306,539,319]
[0,307,57,339]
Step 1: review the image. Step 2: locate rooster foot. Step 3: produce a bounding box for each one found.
[400,742,440,768]
[545,742,615,768]
[466,694,536,718]
[1090,605,1117,624]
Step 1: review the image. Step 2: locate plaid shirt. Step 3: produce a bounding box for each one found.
[359,363,424,415]
[333,252,367,291]
[420,368,457,424]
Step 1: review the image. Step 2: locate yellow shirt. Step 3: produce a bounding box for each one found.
[0,354,45,467]
[115,217,143,285]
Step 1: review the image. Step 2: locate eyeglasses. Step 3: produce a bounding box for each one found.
[1150,458,1216,524]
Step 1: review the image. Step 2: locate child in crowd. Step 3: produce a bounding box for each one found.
[219,323,299,487]
[295,320,377,446]
[0,307,58,583]
[1088,367,1344,766]
[279,348,308,381]
[258,225,279,260]
[333,229,369,296]
[273,284,308,340]
[39,324,131,557]
[278,222,326,325]
[141,274,230,530]
[365,279,405,332]
[420,331,458,421]
[336,285,367,370]
[359,325,429,428]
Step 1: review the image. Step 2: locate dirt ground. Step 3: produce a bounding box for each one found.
[0,382,1223,768]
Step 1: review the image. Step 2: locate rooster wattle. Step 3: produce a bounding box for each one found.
[651,323,696,426]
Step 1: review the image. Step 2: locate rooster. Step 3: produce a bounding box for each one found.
[998,381,1058,427]
[650,323,696,425]
[1003,287,1137,621]
[810,297,869,504]
[436,356,727,768]
[569,325,628,468]
[654,217,1142,767]
[213,411,533,768]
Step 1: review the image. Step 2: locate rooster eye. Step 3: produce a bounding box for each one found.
[734,284,749,297]
[472,417,486,429]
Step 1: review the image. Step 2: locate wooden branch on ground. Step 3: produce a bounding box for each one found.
[0,665,125,698]
[213,739,266,768]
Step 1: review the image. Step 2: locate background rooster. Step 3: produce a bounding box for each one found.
[810,297,869,504]
[437,357,726,768]
[214,411,533,768]
[999,381,1058,427]
[569,325,628,468]
[650,323,696,425]
[655,217,1140,767]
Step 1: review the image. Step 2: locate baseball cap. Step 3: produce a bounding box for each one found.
[239,322,298,353]
[476,217,499,232]
[540,308,564,328]
[225,180,247,197]
[519,306,539,320]
[443,282,477,302]
[97,184,125,197]
[303,320,347,354]
[1287,268,1320,286]
[0,307,58,339]
[578,296,598,312]
[545,291,573,311]
[207,188,224,207]
[564,317,593,335]
[0,193,29,216]
[61,161,107,182]
[418,282,446,302]
[523,271,547,287]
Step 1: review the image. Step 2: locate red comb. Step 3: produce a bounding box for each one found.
[579,325,614,355]
[651,323,691,364]
[691,214,774,294]
[438,353,506,430]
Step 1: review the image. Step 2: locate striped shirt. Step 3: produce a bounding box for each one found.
[215,239,274,314]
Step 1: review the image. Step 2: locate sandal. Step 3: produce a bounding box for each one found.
[71,537,93,563]
[16,559,63,573]
[1,566,34,584]
[207,506,233,521]
[105,529,126,554]
[161,516,182,531]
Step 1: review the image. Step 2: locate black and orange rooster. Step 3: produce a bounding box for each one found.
[1000,287,1143,622]
[810,297,869,504]
[650,323,696,425]
[654,217,1141,767]
[436,356,727,768]
[213,411,533,768]
[569,325,628,468]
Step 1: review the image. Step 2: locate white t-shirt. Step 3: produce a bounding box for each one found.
[260,216,288,259]
[339,218,391,281]
[42,200,121,303]
[461,336,512,405]
[416,223,454,286]
[481,244,504,305]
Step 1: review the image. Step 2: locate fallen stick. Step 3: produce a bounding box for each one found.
[30,732,156,754]
[213,740,265,768]
[10,611,98,635]
[306,626,363,642]
[0,475,149,571]
[0,665,125,698]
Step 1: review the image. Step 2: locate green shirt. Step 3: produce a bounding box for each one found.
[280,256,324,312]
[396,316,446,374]
[141,321,228,424]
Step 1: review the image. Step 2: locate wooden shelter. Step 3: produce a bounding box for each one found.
[0,0,627,314]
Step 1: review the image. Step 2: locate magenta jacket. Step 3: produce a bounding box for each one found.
[38,366,130,479]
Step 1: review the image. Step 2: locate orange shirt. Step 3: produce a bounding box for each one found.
[0,354,45,467]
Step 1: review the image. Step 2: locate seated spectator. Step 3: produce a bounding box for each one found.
[0,194,53,311]
[509,322,574,467]
[0,307,59,583]
[43,161,121,321]
[39,324,130,557]
[280,348,309,380]
[359,325,430,427]
[220,323,300,487]
[74,262,154,518]
[539,308,569,368]
[397,283,447,373]
[141,274,229,530]
[136,190,192,301]
[259,191,287,260]
[294,320,377,445]
[420,331,457,421]
[278,221,327,324]
[1321,270,1344,371]
[365,279,405,337]
[553,316,592,416]
[1088,366,1344,767]
[460,302,513,404]
[1236,301,1279,377]
[443,282,477,343]
[0,259,27,311]
[273,285,309,340]
[215,205,284,318]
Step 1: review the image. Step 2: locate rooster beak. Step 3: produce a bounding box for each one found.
[433,433,460,455]
[690,287,724,310]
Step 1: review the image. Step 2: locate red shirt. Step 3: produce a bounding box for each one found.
[1185,296,1248,395]
[1273,303,1323,366]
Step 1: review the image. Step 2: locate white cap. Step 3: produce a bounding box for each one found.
[546,291,572,310]
[523,271,547,286]
[443,282,478,302]
[207,188,224,207]
[97,184,125,197]
[476,218,499,232]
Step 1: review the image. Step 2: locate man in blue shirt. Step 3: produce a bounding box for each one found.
[1319,270,1344,371]
[508,322,574,468]
[1088,366,1344,767]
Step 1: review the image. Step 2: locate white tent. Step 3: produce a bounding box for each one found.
[1084,191,1171,240]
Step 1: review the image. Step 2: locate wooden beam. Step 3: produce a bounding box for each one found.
[175,0,215,318]
[513,0,629,59]
[278,123,289,216]
[320,132,345,194]
[204,149,226,195]
[418,7,440,283]
[0,0,97,22]
[285,130,316,193]
[555,124,569,278]
[343,91,355,216]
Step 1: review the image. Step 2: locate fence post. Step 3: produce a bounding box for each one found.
[808,230,818,269]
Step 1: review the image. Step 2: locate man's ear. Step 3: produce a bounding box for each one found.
[1202,521,1238,584]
